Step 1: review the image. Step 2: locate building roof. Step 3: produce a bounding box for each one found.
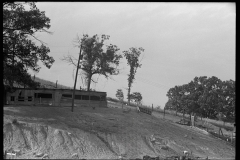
[10,88,106,94]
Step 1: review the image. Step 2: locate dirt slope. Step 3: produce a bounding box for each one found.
[3,106,235,159]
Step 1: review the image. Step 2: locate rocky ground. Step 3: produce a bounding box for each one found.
[3,105,235,159]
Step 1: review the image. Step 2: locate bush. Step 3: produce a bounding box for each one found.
[12,119,18,125]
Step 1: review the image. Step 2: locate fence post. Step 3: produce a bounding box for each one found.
[163,107,165,119]
[219,127,220,138]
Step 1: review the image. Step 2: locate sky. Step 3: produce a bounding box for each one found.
[29,2,236,108]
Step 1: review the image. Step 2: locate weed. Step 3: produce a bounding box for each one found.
[12,119,18,125]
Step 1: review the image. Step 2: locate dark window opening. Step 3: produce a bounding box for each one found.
[34,93,52,98]
[82,95,89,100]
[18,96,24,101]
[11,96,15,101]
[75,95,82,100]
[90,96,100,101]
[100,95,106,101]
[28,96,32,101]
[62,94,72,98]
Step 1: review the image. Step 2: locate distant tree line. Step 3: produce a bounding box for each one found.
[165,76,235,123]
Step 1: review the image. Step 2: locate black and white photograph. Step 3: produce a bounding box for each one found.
[3,2,235,159]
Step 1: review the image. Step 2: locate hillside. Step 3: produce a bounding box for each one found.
[33,76,73,89]
[3,105,235,159]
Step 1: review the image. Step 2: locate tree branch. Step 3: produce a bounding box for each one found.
[61,55,78,67]
[31,34,48,45]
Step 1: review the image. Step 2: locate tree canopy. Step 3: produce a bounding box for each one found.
[130,92,143,105]
[3,2,55,91]
[116,89,124,102]
[62,34,122,91]
[166,76,235,122]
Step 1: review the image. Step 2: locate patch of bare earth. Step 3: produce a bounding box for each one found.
[4,105,235,159]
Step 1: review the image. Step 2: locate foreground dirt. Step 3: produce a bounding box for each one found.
[4,105,235,159]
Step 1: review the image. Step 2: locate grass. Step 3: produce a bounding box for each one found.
[107,99,235,147]
[154,108,234,130]
[208,130,235,146]
[203,118,234,131]
[145,106,235,143]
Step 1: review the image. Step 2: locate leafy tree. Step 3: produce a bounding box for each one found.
[166,85,184,115]
[218,80,235,122]
[166,76,235,121]
[116,89,124,102]
[62,34,122,91]
[3,2,55,92]
[130,92,142,106]
[195,76,210,118]
[123,47,144,104]
[198,76,222,119]
[116,89,124,109]
[183,80,202,118]
[165,99,175,110]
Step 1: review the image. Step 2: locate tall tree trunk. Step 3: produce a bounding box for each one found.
[127,86,131,105]
[87,73,92,91]
[189,112,191,125]
[164,107,165,119]
[208,110,211,119]
[183,109,185,123]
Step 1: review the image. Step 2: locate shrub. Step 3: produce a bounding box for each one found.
[12,119,18,125]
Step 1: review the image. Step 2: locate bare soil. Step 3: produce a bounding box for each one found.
[4,105,235,159]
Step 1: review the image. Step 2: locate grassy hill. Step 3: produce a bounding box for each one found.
[4,105,235,159]
[33,76,73,89]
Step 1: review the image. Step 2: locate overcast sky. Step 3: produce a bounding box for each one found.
[30,2,235,108]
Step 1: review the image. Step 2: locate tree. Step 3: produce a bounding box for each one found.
[182,81,202,118]
[116,89,124,102]
[62,34,122,91]
[3,2,55,93]
[116,89,124,109]
[218,80,235,123]
[166,85,184,115]
[197,76,223,119]
[166,76,235,121]
[130,92,142,106]
[165,99,175,110]
[123,47,144,104]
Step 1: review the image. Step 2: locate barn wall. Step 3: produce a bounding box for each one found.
[6,89,107,108]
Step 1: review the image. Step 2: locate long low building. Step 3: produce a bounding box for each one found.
[6,88,107,108]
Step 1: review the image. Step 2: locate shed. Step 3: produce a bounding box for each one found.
[6,88,107,108]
